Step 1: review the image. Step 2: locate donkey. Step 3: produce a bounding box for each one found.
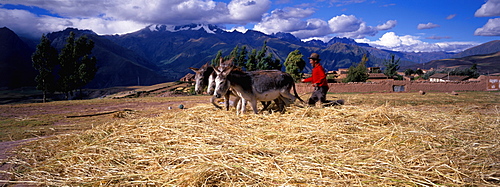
[214,66,304,114]
[190,61,243,110]
[189,63,227,109]
[189,63,214,95]
[190,60,273,111]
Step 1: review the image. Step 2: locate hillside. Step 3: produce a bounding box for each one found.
[2,25,499,89]
[408,51,500,74]
[0,27,37,88]
[454,40,500,58]
[107,24,419,77]
[45,28,169,88]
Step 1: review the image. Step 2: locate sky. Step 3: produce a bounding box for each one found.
[1,0,499,53]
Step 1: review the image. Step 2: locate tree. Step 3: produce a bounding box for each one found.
[211,50,223,67]
[284,49,306,82]
[343,54,369,83]
[74,35,97,92]
[383,54,400,79]
[253,41,281,70]
[266,53,282,70]
[236,45,247,68]
[445,64,480,78]
[415,68,424,76]
[404,69,415,76]
[215,42,282,71]
[32,34,58,102]
[227,45,249,68]
[57,32,97,99]
[246,49,258,71]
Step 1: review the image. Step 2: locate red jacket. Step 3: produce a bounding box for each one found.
[302,64,328,87]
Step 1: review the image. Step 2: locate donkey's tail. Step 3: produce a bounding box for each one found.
[292,82,305,103]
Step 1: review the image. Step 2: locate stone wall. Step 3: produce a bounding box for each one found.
[295,76,497,94]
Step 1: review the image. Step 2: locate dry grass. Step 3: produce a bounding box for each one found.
[3,92,500,186]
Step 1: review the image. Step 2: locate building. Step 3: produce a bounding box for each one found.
[429,73,470,82]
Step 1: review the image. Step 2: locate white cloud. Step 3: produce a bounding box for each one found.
[357,32,478,52]
[290,19,331,39]
[226,26,248,33]
[337,20,397,39]
[475,0,500,17]
[376,20,397,30]
[337,23,376,39]
[255,11,396,40]
[227,0,271,23]
[253,7,317,35]
[474,18,500,36]
[0,0,272,37]
[328,14,362,33]
[0,8,147,37]
[417,22,440,30]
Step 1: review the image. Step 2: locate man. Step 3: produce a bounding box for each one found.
[302,53,329,106]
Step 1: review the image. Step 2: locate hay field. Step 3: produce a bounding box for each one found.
[3,92,500,186]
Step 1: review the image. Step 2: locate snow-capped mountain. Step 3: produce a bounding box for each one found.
[147,24,222,34]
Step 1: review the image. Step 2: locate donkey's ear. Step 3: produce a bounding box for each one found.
[189,67,199,72]
[214,67,221,74]
[222,66,233,75]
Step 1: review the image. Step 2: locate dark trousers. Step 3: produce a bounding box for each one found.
[308,86,328,105]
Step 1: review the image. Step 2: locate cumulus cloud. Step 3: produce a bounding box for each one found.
[227,0,271,23]
[289,18,331,39]
[255,11,396,40]
[417,22,440,30]
[475,0,500,17]
[0,8,148,37]
[328,14,362,33]
[0,0,272,37]
[376,20,397,30]
[356,32,478,52]
[474,18,500,36]
[253,7,315,34]
[226,26,248,33]
[335,19,396,39]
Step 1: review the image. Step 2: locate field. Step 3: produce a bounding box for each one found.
[0,91,499,186]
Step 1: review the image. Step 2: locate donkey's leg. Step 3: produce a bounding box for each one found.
[249,99,259,114]
[224,92,231,111]
[210,95,223,109]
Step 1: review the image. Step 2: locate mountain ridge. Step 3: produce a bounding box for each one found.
[1,25,499,89]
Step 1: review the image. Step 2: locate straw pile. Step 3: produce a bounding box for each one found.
[3,99,500,186]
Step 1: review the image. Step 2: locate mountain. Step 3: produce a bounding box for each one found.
[453,40,500,58]
[45,28,168,88]
[2,24,499,89]
[107,24,419,76]
[401,40,500,73]
[414,51,500,74]
[0,27,37,89]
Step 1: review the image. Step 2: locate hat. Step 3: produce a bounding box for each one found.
[308,53,321,61]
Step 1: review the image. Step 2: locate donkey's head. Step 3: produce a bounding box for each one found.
[213,62,234,99]
[189,62,213,94]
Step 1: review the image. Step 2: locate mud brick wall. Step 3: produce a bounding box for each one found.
[295,76,496,94]
[403,81,486,92]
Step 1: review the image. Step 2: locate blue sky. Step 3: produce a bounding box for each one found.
[1,0,499,52]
